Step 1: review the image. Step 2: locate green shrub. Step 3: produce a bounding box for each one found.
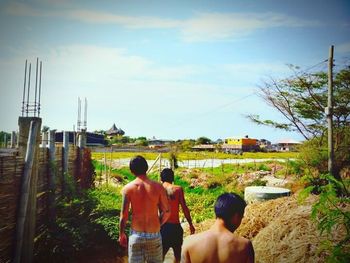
[258,163,271,171]
[299,174,350,262]
[35,185,123,262]
[246,179,267,187]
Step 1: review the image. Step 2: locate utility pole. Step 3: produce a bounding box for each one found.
[327,45,334,176]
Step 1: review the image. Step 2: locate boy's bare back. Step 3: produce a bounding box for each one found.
[163,183,182,223]
[182,228,254,263]
[123,177,169,233]
[181,193,254,263]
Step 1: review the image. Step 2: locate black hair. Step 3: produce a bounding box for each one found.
[161,168,174,183]
[214,193,246,228]
[129,155,148,176]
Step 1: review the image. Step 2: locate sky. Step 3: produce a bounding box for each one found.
[0,0,349,143]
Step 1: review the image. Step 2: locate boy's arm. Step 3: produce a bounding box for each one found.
[181,238,192,263]
[119,189,130,247]
[159,186,170,226]
[179,187,195,234]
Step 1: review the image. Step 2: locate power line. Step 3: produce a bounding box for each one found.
[300,59,328,74]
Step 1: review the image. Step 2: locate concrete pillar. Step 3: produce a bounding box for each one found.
[4,133,7,148]
[14,118,41,263]
[18,117,42,157]
[16,131,19,148]
[41,131,48,148]
[10,131,16,148]
[48,130,55,159]
[78,129,86,148]
[63,131,69,174]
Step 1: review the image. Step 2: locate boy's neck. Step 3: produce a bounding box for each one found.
[212,218,237,233]
[136,174,147,180]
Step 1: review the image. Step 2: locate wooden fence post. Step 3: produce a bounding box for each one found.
[14,119,41,263]
[104,151,108,185]
[77,130,86,188]
[159,153,162,176]
[62,131,69,195]
[48,130,56,224]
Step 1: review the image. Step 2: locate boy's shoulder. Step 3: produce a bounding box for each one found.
[122,179,137,191]
[184,229,211,244]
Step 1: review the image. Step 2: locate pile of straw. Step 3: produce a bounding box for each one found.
[236,195,318,239]
[242,195,349,262]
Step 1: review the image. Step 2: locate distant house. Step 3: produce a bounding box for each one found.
[222,135,259,152]
[192,144,215,151]
[55,131,106,147]
[257,139,272,150]
[106,123,125,139]
[274,138,301,152]
[148,137,174,149]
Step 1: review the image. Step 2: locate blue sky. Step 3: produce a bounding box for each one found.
[1,0,349,142]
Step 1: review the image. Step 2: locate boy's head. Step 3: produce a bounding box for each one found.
[214,192,246,232]
[129,155,148,176]
[161,168,174,183]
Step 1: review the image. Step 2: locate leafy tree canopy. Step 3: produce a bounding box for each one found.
[248,64,350,140]
[196,136,212,145]
[249,64,350,179]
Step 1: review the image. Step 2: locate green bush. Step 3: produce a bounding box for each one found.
[246,178,267,187]
[258,163,271,171]
[35,185,123,262]
[299,174,350,262]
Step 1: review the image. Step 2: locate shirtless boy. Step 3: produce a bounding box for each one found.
[160,168,195,263]
[181,193,254,263]
[119,156,170,263]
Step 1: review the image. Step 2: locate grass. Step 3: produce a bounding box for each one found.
[91,150,298,161]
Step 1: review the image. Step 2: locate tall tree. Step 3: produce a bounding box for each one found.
[196,136,212,145]
[249,64,350,179]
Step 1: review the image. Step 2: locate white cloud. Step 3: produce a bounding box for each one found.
[3,2,43,17]
[66,10,183,29]
[337,42,350,53]
[3,2,319,42]
[181,12,319,42]
[0,44,257,133]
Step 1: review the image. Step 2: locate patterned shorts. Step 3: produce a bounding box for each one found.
[128,230,163,263]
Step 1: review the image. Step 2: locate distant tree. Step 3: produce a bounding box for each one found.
[248,64,350,140]
[248,64,350,180]
[196,136,212,145]
[0,131,10,146]
[178,139,195,151]
[120,136,131,144]
[135,138,148,146]
[42,126,50,132]
[94,130,106,135]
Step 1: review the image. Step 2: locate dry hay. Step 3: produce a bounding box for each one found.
[236,195,318,239]
[237,194,348,263]
[182,219,215,236]
[253,205,322,263]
